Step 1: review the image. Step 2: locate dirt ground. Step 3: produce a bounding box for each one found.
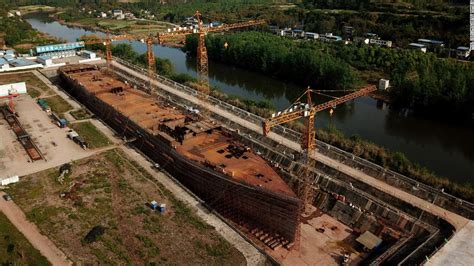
[0,95,102,178]
[267,208,362,266]
[5,149,246,265]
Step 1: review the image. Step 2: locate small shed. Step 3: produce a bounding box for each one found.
[1,176,19,186]
[37,55,53,66]
[456,46,471,59]
[81,50,96,59]
[356,231,382,251]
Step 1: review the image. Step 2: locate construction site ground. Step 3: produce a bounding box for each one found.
[0,94,109,178]
[4,149,246,265]
[245,208,362,266]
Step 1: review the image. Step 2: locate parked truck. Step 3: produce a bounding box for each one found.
[51,112,68,128]
[67,129,88,149]
[36,98,51,113]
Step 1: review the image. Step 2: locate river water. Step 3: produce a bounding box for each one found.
[25,14,474,184]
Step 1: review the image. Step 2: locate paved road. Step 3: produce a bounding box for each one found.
[0,192,72,266]
[112,61,470,231]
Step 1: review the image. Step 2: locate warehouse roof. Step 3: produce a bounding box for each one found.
[10,59,39,67]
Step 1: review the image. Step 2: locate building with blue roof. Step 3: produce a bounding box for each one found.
[35,42,85,58]
[0,58,9,70]
[10,59,39,67]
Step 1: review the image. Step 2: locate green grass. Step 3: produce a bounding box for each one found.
[27,87,41,98]
[0,72,52,95]
[70,121,111,148]
[0,212,50,265]
[43,95,73,115]
[70,109,92,120]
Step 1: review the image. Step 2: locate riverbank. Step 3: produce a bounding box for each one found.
[184,32,474,122]
[0,15,60,53]
[47,10,174,36]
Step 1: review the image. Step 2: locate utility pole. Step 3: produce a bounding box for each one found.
[470,0,474,51]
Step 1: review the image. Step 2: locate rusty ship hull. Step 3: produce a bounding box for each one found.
[58,64,300,244]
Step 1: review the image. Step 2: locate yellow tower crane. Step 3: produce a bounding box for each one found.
[262,85,376,246]
[157,11,266,85]
[80,32,157,89]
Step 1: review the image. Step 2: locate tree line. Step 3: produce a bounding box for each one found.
[184,31,474,121]
[184,31,358,90]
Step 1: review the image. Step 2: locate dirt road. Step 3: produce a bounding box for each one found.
[112,61,470,231]
[0,192,72,266]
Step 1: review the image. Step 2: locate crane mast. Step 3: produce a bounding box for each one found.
[262,85,376,247]
[157,11,265,118]
[262,85,377,209]
[81,33,156,90]
[158,10,265,85]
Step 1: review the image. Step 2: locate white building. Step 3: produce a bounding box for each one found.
[320,33,343,42]
[1,176,19,186]
[0,58,10,71]
[112,9,123,17]
[456,46,471,59]
[378,79,390,91]
[305,32,319,40]
[36,55,53,66]
[279,29,293,37]
[471,0,474,50]
[369,39,393,48]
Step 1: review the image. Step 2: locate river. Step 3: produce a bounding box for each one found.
[25,14,474,184]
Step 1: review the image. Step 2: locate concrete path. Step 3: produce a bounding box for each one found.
[427,221,474,266]
[0,192,72,266]
[112,61,470,231]
[32,70,82,109]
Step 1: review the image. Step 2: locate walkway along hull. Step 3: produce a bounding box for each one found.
[58,64,301,244]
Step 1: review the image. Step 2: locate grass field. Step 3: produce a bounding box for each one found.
[5,149,246,265]
[70,121,111,148]
[0,72,53,98]
[0,212,50,265]
[70,109,92,120]
[43,95,73,115]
